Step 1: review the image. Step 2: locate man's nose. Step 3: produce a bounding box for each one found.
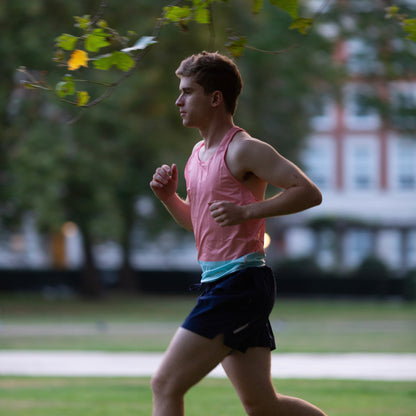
[175,94,183,106]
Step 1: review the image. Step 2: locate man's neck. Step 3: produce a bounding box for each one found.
[199,116,235,150]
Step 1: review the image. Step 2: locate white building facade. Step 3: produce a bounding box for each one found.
[272,36,416,274]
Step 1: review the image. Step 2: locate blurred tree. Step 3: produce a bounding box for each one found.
[320,0,416,134]
[1,0,219,295]
[232,1,339,160]
[1,0,346,296]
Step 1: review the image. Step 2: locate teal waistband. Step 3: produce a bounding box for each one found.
[199,252,266,283]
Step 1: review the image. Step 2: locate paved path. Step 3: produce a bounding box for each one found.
[1,351,415,380]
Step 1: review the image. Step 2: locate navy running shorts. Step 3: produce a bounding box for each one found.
[181,266,276,353]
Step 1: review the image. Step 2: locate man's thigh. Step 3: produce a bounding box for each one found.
[153,327,232,394]
[221,347,277,404]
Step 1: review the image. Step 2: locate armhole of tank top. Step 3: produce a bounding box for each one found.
[223,128,259,202]
[192,140,204,152]
[185,141,203,179]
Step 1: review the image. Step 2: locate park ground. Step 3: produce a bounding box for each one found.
[0,294,415,415]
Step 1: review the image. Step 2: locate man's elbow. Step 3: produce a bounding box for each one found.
[310,186,323,207]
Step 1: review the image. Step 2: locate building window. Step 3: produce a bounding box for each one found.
[397,147,416,190]
[377,230,402,270]
[285,227,315,258]
[344,83,380,130]
[344,229,373,268]
[389,82,416,131]
[309,95,336,131]
[353,146,371,188]
[302,137,334,190]
[345,136,379,190]
[407,230,416,270]
[389,136,416,190]
[345,38,379,75]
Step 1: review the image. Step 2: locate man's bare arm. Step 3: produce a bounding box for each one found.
[209,138,322,227]
[150,164,193,232]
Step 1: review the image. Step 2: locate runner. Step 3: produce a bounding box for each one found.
[150,51,326,416]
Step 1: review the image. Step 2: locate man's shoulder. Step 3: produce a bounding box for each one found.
[226,130,277,182]
[228,131,281,173]
[191,140,204,152]
[231,130,268,154]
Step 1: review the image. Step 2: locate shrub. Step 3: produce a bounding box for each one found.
[353,256,391,280]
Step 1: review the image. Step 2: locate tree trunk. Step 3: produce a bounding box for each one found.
[118,218,138,292]
[79,223,102,298]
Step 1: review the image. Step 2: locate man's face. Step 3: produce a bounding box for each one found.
[175,76,213,129]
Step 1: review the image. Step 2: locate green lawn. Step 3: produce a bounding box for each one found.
[0,377,415,416]
[1,294,415,353]
[1,295,415,415]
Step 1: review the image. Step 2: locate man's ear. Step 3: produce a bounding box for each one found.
[211,90,223,107]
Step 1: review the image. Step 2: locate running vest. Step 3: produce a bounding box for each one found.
[185,126,265,265]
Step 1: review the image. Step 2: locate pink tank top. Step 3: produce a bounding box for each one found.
[185,126,265,262]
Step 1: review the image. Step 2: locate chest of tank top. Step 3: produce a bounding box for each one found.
[185,126,265,262]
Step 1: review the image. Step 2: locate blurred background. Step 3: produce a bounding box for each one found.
[0,0,416,299]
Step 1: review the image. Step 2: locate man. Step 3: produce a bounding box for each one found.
[150,51,327,416]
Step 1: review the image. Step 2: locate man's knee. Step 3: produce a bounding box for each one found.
[151,373,172,397]
[240,395,279,416]
[242,402,270,416]
[151,371,185,400]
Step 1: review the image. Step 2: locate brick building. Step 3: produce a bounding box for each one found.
[270,32,416,274]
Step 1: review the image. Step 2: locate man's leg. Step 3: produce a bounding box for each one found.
[221,347,328,416]
[151,327,231,416]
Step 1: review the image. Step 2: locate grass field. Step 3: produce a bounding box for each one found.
[1,293,415,353]
[0,376,415,416]
[1,294,415,415]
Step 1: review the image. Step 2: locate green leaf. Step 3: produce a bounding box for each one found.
[403,19,416,42]
[22,82,37,90]
[53,49,65,63]
[92,54,112,70]
[97,19,108,28]
[74,15,91,30]
[163,6,192,23]
[112,51,135,71]
[194,7,210,24]
[55,79,75,98]
[225,35,247,58]
[92,51,135,72]
[253,0,263,14]
[269,0,298,19]
[85,29,111,53]
[77,90,90,106]
[289,17,313,35]
[55,34,78,51]
[385,6,400,19]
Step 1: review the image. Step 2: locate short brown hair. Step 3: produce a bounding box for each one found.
[175,51,243,115]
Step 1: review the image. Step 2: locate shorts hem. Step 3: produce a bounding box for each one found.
[181,323,276,354]
[181,266,277,354]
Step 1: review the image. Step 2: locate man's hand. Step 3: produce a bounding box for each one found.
[208,200,247,227]
[150,164,178,203]
[150,163,193,231]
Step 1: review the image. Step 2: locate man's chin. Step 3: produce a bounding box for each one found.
[182,119,195,128]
